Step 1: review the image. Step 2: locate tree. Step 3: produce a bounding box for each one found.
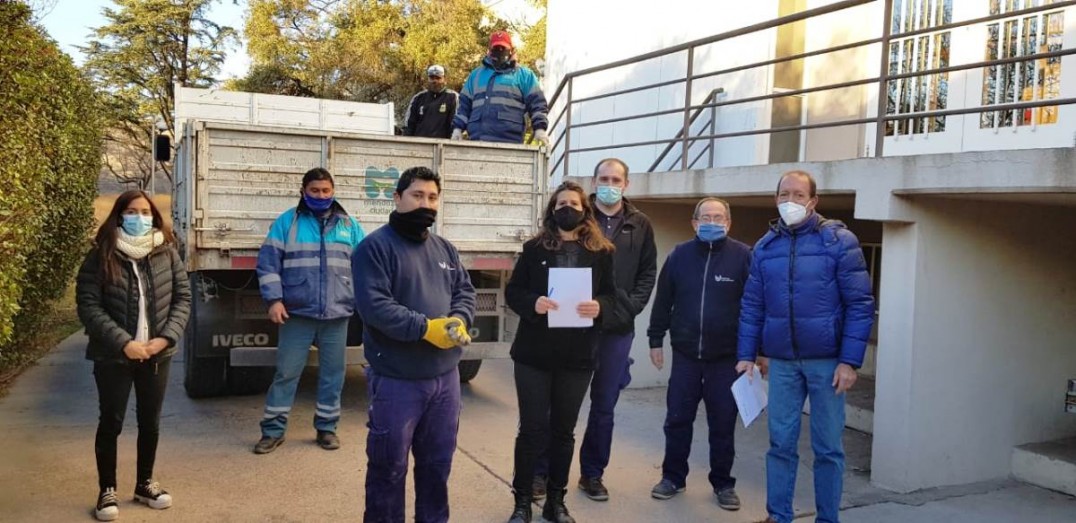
[240,0,525,122]
[512,0,546,75]
[81,0,237,189]
[0,1,102,350]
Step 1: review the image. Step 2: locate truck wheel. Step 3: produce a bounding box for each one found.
[458,360,482,383]
[184,350,227,398]
[228,366,275,396]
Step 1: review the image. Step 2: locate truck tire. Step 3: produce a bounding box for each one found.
[228,366,275,396]
[184,350,227,398]
[458,360,482,383]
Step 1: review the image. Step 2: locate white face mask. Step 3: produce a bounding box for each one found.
[778,201,808,226]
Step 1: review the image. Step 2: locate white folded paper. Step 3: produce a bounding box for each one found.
[731,368,768,428]
[547,267,592,328]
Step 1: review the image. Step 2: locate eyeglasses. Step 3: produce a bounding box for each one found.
[696,215,727,224]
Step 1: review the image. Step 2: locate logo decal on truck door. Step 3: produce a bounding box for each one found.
[364,167,401,199]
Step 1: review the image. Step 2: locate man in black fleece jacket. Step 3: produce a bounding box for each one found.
[352,166,476,523]
[646,197,751,512]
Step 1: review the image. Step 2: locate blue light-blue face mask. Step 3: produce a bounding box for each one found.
[121,215,154,236]
[596,185,623,206]
[303,193,334,213]
[697,223,726,243]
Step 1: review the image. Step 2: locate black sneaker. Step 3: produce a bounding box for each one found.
[94,487,118,521]
[532,474,547,500]
[253,435,285,454]
[133,479,172,509]
[316,430,340,450]
[650,478,685,500]
[577,476,609,501]
[715,487,741,511]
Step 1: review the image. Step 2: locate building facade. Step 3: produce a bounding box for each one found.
[544,0,1076,494]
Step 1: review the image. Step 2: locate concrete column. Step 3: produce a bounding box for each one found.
[871,198,1076,492]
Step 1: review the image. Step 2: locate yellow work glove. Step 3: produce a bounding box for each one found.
[446,318,472,346]
[423,317,462,349]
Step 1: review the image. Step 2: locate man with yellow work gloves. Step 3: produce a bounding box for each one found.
[352,166,477,523]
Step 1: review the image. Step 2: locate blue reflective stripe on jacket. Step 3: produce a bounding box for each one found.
[453,57,549,143]
[736,213,875,367]
[256,202,366,320]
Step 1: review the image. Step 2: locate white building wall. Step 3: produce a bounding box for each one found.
[547,1,1076,171]
[546,0,779,180]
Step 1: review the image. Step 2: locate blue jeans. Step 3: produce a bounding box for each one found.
[578,331,634,479]
[364,366,460,523]
[661,351,738,491]
[260,316,348,438]
[766,357,845,523]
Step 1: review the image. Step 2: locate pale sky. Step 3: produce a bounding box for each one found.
[38,0,540,83]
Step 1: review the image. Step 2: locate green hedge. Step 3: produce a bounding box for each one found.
[0,3,103,356]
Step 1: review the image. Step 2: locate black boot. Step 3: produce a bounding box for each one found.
[542,488,575,523]
[508,491,532,523]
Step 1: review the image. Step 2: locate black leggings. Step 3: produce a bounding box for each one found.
[93,357,171,490]
[512,361,593,495]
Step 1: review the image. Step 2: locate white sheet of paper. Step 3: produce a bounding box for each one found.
[731,368,768,428]
[546,267,593,328]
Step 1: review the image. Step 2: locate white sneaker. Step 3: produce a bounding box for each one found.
[95,487,119,521]
[133,479,172,509]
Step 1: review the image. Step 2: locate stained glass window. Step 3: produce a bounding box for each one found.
[980,1,1062,128]
[886,0,952,136]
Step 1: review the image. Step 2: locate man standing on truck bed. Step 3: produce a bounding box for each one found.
[253,167,365,455]
[403,64,458,139]
[451,30,550,147]
[352,166,477,523]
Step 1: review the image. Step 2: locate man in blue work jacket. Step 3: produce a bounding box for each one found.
[451,30,550,147]
[352,166,477,523]
[253,167,365,454]
[647,197,751,512]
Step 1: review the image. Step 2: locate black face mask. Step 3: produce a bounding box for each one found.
[490,48,512,68]
[553,206,584,232]
[390,207,437,242]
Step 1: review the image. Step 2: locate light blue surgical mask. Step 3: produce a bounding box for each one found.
[697,223,726,243]
[596,185,623,206]
[121,215,154,236]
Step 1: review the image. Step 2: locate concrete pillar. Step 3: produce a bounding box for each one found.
[871,198,1076,492]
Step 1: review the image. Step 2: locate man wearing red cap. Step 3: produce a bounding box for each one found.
[451,31,550,147]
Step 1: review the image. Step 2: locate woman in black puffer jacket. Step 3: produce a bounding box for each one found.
[75,190,190,522]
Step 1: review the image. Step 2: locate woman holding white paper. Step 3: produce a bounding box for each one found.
[504,181,617,523]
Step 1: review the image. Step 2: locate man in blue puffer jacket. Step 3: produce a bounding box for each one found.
[736,170,874,523]
[647,198,751,512]
[253,167,365,455]
[450,30,550,146]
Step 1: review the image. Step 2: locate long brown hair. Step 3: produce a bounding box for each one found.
[535,181,614,253]
[94,190,175,284]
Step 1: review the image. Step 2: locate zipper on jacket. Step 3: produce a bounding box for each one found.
[789,231,799,358]
[698,242,713,360]
[319,217,328,319]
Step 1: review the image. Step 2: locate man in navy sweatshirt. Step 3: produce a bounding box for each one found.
[646,197,752,512]
[352,166,476,523]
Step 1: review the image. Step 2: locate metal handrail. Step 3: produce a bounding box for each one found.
[545,0,872,107]
[545,0,1076,178]
[649,88,723,172]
